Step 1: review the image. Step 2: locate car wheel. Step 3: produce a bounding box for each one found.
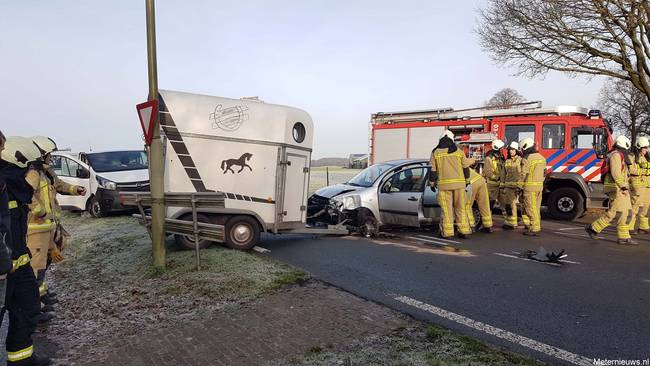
[174,213,212,250]
[548,187,585,221]
[357,209,378,238]
[224,216,260,251]
[88,196,104,218]
[472,205,482,232]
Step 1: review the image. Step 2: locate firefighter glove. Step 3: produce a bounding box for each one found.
[50,247,64,263]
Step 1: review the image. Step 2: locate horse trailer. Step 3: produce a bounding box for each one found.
[123,90,346,251]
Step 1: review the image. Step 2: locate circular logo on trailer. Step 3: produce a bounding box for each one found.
[210,104,250,132]
[492,124,499,132]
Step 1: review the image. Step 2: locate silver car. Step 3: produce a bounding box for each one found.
[307,159,482,235]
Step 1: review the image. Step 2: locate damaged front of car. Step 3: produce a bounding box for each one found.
[307,184,378,230]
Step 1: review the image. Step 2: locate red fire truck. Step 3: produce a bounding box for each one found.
[369,102,613,220]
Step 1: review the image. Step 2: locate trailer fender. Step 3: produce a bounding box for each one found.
[170,208,268,232]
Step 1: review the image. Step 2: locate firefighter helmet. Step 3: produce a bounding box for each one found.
[614,135,631,150]
[1,136,42,168]
[31,136,58,156]
[440,130,455,141]
[491,139,505,150]
[635,136,649,149]
[520,137,535,151]
[508,141,519,150]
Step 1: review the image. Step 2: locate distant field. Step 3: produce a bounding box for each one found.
[309,166,361,194]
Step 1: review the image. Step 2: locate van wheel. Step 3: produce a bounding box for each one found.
[548,187,585,221]
[224,216,260,251]
[174,213,212,250]
[88,196,104,218]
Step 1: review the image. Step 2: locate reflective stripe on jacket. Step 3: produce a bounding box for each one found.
[522,153,547,192]
[604,151,629,194]
[501,156,523,188]
[430,147,473,190]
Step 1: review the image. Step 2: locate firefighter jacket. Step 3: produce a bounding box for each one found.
[0,162,34,270]
[603,150,629,194]
[521,152,547,192]
[469,168,486,190]
[483,152,503,188]
[430,147,473,191]
[627,152,650,191]
[0,177,15,274]
[25,165,79,235]
[501,155,523,189]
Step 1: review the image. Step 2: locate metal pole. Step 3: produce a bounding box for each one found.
[326,166,330,186]
[146,0,166,269]
[191,193,201,271]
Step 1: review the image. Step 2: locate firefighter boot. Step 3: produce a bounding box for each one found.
[40,294,58,306]
[618,238,639,245]
[584,225,601,240]
[523,230,539,237]
[41,305,54,313]
[37,312,55,325]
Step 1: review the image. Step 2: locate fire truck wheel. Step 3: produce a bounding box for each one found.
[225,216,260,251]
[174,213,212,250]
[548,187,584,220]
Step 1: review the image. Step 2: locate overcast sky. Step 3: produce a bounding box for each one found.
[0,0,605,158]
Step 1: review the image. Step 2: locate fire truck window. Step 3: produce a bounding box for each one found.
[542,124,565,149]
[504,125,535,145]
[572,128,594,149]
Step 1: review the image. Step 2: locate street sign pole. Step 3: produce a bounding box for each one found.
[145,0,166,269]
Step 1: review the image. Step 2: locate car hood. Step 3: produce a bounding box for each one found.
[313,184,364,199]
[95,169,149,183]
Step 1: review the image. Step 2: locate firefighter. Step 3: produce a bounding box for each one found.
[429,130,473,239]
[26,136,85,309]
[0,132,14,276]
[466,168,493,233]
[519,137,547,236]
[0,135,51,366]
[501,141,523,229]
[483,139,505,211]
[586,135,636,245]
[627,136,650,234]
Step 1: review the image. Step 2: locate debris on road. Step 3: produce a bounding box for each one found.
[521,247,568,263]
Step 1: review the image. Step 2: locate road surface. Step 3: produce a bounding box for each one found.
[259,217,650,365]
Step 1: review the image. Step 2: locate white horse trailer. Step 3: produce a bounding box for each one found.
[123,90,346,251]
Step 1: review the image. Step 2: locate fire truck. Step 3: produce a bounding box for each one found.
[369,101,613,221]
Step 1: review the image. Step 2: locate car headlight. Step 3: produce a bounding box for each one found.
[96,176,117,190]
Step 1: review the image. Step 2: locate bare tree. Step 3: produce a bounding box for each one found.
[598,78,650,144]
[477,0,650,104]
[484,88,526,108]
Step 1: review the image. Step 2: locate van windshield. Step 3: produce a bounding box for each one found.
[86,151,148,173]
[346,163,394,187]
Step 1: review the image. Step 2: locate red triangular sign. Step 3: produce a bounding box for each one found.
[136,100,158,145]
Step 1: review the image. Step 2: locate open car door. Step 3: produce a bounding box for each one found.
[378,166,428,227]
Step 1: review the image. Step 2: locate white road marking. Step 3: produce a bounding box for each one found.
[493,253,562,267]
[553,231,591,239]
[643,279,650,284]
[253,246,270,253]
[557,227,584,231]
[405,236,449,246]
[393,294,593,366]
[413,234,460,244]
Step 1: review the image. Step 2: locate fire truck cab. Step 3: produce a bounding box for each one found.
[370,102,613,221]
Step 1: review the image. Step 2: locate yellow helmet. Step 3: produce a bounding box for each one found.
[31,136,57,156]
[520,137,535,151]
[635,136,649,149]
[1,136,42,168]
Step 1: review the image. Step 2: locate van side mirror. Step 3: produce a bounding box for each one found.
[76,168,90,179]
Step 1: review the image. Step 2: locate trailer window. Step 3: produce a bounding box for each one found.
[572,128,594,149]
[542,124,565,149]
[292,122,306,143]
[504,125,535,145]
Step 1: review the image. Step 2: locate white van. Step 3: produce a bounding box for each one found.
[51,150,150,217]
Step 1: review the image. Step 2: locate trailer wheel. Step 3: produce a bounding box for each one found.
[174,213,212,250]
[548,187,585,221]
[224,216,260,251]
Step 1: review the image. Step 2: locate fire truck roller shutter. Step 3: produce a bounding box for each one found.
[408,127,446,160]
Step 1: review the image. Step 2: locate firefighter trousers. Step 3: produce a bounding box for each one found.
[629,188,650,232]
[502,188,520,228]
[4,264,41,364]
[523,191,543,233]
[590,191,633,239]
[437,189,471,238]
[26,230,54,273]
[466,183,493,229]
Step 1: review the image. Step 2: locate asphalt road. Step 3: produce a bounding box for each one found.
[259,217,650,365]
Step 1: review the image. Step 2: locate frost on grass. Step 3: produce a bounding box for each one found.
[46,213,307,364]
[268,327,544,366]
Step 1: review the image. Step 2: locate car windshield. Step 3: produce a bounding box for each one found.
[346,163,394,187]
[86,151,148,173]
